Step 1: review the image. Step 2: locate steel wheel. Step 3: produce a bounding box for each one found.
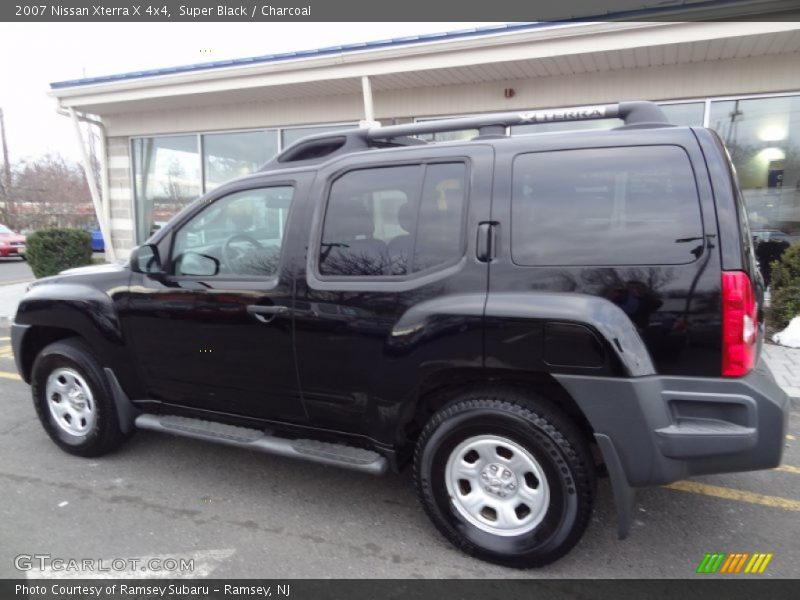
[46,367,96,437]
[445,434,550,536]
[414,390,595,567]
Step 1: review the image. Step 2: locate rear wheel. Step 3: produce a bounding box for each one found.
[414,388,595,568]
[31,338,131,457]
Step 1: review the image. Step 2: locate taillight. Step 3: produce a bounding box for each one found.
[721,271,757,377]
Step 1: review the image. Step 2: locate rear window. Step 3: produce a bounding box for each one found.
[511,146,703,266]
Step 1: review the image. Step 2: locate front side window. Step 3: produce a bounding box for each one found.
[511,146,703,266]
[172,186,294,277]
[318,163,467,277]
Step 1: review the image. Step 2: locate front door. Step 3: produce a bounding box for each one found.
[125,178,306,422]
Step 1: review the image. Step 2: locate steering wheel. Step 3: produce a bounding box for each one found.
[221,233,263,273]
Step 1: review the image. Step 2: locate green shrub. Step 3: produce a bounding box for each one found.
[25,228,93,278]
[770,242,800,329]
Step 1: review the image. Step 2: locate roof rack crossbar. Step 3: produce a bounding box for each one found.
[264,101,670,169]
[367,101,670,139]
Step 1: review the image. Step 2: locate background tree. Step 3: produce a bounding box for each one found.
[9,154,94,231]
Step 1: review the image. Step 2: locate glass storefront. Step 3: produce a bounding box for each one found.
[709,96,800,242]
[131,96,800,245]
[133,125,354,241]
[132,135,201,241]
[203,130,278,191]
[660,102,706,127]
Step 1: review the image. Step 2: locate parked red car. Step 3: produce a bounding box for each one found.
[0,224,26,259]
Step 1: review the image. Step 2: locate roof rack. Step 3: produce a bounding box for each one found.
[368,100,671,139]
[263,101,671,169]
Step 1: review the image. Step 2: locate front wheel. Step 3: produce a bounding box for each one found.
[31,338,132,457]
[414,389,595,568]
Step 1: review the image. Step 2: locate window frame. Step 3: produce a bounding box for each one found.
[509,143,706,268]
[165,181,297,283]
[312,157,472,283]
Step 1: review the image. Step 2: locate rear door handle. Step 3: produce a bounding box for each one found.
[247,305,289,323]
[476,221,498,263]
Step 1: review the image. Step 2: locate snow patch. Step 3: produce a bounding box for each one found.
[772,316,800,348]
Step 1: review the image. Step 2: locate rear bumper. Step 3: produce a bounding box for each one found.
[554,358,789,487]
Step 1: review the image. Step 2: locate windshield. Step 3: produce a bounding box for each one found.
[0,224,13,234]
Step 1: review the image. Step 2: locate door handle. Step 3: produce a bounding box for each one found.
[247,305,289,323]
[476,222,498,263]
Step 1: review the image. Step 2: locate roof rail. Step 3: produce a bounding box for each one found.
[263,101,670,169]
[367,101,671,140]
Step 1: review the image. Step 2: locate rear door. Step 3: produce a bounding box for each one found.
[293,144,494,442]
[487,131,722,377]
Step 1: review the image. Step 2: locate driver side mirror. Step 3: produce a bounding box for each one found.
[130,244,165,276]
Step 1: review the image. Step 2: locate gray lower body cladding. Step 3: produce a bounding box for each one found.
[554,357,789,487]
[10,323,29,382]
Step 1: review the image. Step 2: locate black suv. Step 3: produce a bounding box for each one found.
[11,102,789,567]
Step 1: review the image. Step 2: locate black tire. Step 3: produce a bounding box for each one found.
[31,338,131,457]
[413,388,595,568]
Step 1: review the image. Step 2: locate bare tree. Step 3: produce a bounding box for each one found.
[10,154,94,230]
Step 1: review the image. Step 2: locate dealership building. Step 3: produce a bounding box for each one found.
[49,13,800,259]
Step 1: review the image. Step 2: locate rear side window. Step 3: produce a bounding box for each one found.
[319,163,467,277]
[511,146,703,266]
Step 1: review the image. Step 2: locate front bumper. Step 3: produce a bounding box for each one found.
[555,357,790,487]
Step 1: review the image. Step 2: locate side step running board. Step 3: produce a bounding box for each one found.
[134,414,388,475]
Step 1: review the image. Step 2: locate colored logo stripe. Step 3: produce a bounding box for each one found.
[744,553,773,574]
[697,553,773,574]
[697,553,726,573]
[719,553,749,573]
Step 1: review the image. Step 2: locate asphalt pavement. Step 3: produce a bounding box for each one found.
[0,257,33,284]
[0,327,798,579]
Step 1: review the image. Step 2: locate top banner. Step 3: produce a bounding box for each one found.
[3,0,800,22]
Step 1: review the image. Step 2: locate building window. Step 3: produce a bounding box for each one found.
[659,102,705,127]
[203,131,279,191]
[709,96,800,241]
[132,135,201,242]
[133,130,282,242]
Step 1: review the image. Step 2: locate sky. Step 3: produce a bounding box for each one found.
[0,22,504,164]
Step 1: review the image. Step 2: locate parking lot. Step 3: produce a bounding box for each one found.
[0,327,798,579]
[0,257,32,284]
